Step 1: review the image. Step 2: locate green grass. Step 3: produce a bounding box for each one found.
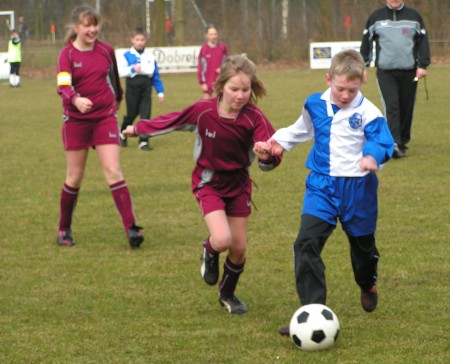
[1,66,449,363]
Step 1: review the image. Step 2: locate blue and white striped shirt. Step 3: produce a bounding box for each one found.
[273,89,394,177]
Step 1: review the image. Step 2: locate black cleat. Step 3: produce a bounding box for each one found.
[361,285,378,312]
[219,295,248,314]
[119,133,128,147]
[56,230,76,247]
[278,325,290,336]
[128,225,144,249]
[200,242,219,285]
[393,143,407,159]
[138,141,153,151]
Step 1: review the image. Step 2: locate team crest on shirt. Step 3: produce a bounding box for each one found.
[402,28,411,37]
[349,113,362,129]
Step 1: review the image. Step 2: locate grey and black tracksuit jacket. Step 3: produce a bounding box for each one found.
[360,4,431,147]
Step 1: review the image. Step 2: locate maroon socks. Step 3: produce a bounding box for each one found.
[110,180,136,231]
[59,183,79,231]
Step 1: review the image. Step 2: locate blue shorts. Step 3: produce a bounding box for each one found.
[62,115,120,150]
[302,172,378,236]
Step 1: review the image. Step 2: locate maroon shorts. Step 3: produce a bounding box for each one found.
[62,115,120,150]
[193,169,252,217]
[195,185,251,217]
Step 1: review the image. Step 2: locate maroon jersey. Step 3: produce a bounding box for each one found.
[197,42,228,92]
[57,40,123,120]
[134,97,281,191]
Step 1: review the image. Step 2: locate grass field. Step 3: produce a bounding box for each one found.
[1,65,449,363]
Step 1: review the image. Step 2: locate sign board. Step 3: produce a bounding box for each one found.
[310,41,374,69]
[115,46,200,74]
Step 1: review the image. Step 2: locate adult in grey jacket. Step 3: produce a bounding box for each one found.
[360,0,430,158]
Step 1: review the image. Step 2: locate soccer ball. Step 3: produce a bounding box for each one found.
[289,304,340,351]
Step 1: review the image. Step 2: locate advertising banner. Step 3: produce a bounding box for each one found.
[116,46,201,74]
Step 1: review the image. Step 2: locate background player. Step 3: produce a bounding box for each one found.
[6,29,22,87]
[118,28,165,151]
[360,0,430,158]
[56,4,143,248]
[197,24,228,99]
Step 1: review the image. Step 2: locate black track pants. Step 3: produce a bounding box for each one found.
[121,76,152,143]
[377,69,417,147]
[293,214,379,305]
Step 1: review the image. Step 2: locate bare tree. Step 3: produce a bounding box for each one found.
[1,0,447,61]
[174,0,186,45]
[151,0,166,46]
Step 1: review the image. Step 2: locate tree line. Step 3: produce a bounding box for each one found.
[1,0,448,61]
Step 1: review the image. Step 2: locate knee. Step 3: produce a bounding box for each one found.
[211,235,233,252]
[229,244,246,264]
[103,166,124,185]
[232,242,246,259]
[294,237,317,255]
[348,234,376,253]
[66,168,85,187]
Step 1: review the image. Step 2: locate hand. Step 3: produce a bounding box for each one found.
[267,138,284,157]
[134,64,141,73]
[201,83,208,92]
[73,96,93,114]
[123,125,137,137]
[360,155,378,173]
[253,141,272,161]
[158,96,164,103]
[416,67,427,80]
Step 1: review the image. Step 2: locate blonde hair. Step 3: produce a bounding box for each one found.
[64,4,101,45]
[215,55,266,104]
[329,49,366,81]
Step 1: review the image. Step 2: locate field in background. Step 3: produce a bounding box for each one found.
[0,66,449,363]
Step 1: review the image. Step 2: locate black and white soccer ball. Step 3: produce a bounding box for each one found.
[289,304,340,351]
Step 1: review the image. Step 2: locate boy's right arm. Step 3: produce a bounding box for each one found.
[271,106,314,152]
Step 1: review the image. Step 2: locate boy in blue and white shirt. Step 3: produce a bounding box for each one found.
[118,28,164,151]
[255,50,394,334]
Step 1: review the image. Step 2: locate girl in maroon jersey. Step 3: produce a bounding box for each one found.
[124,55,282,313]
[56,4,143,249]
[197,24,228,99]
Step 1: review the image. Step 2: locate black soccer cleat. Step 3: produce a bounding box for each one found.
[361,285,378,312]
[56,230,77,247]
[138,141,153,151]
[200,242,219,285]
[219,295,248,314]
[393,143,407,159]
[128,225,144,249]
[119,133,128,147]
[278,325,290,336]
